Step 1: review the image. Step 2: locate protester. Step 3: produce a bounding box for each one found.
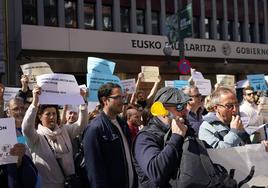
[133,87,190,187]
[130,72,161,109]
[83,82,136,188]
[199,87,252,148]
[0,143,38,188]
[182,85,203,134]
[6,98,26,136]
[22,85,88,188]
[16,75,32,108]
[126,106,142,141]
[240,86,267,143]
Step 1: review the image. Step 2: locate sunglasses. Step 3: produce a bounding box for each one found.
[245,92,255,96]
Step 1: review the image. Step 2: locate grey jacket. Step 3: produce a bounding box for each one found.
[198,112,251,148]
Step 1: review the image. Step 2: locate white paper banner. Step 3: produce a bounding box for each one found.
[194,79,212,96]
[20,62,53,89]
[0,118,18,165]
[36,73,84,105]
[141,66,159,82]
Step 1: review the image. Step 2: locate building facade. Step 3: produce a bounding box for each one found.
[2,0,268,87]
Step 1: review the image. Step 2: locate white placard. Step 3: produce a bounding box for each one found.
[0,118,18,165]
[20,62,53,89]
[141,66,159,82]
[236,80,250,89]
[36,73,84,105]
[192,70,204,80]
[164,81,174,87]
[121,79,136,94]
[207,144,268,187]
[194,79,211,96]
[216,74,235,87]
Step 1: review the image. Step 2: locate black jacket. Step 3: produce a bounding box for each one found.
[83,112,137,188]
[133,117,184,188]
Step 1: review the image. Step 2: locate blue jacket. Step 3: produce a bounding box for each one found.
[199,112,251,148]
[133,117,184,188]
[0,155,38,188]
[83,112,137,188]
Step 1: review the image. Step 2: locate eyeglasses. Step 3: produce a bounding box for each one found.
[217,103,239,110]
[108,95,124,100]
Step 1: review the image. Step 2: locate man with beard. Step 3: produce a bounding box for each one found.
[83,82,136,188]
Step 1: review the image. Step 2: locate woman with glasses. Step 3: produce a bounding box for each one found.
[22,85,88,188]
[199,87,251,149]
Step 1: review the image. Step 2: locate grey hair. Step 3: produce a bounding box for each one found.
[182,85,199,95]
[210,87,236,107]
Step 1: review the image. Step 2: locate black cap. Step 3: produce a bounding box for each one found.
[154,87,191,105]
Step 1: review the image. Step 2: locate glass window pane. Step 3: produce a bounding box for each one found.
[121,7,130,32]
[65,0,77,28]
[84,2,95,29]
[152,11,160,35]
[22,0,37,25]
[137,9,145,34]
[102,5,112,31]
[44,0,58,26]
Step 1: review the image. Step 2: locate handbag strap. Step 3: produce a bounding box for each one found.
[43,135,66,177]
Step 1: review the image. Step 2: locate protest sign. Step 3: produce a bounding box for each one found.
[20,62,53,89]
[247,74,268,91]
[191,69,204,80]
[87,73,121,102]
[164,81,174,87]
[141,66,159,82]
[216,74,235,87]
[194,79,211,96]
[3,87,20,109]
[36,73,84,105]
[0,118,18,165]
[207,144,268,187]
[236,79,249,89]
[121,79,136,94]
[87,57,115,74]
[173,80,188,89]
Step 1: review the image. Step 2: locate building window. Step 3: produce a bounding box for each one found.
[102,5,112,31]
[121,7,130,32]
[193,17,200,38]
[205,18,210,39]
[228,21,233,41]
[137,9,145,34]
[65,0,77,28]
[84,2,95,29]
[249,23,254,43]
[238,22,242,42]
[22,0,37,25]
[152,11,160,35]
[217,19,222,40]
[44,0,58,26]
[259,24,264,43]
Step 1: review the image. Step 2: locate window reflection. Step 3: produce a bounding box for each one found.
[44,0,58,26]
[137,9,145,34]
[121,7,130,32]
[65,0,77,28]
[152,11,160,35]
[22,0,37,25]
[84,2,95,29]
[102,5,112,31]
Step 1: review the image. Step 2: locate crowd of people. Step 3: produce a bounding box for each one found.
[0,72,268,188]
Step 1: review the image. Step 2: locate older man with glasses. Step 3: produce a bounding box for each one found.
[182,85,203,135]
[199,87,252,148]
[239,86,267,143]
